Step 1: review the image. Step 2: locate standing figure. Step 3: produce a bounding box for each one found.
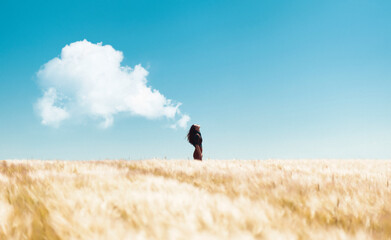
[187,124,203,161]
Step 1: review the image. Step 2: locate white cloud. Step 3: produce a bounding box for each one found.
[170,114,191,129]
[35,39,190,128]
[178,114,190,128]
[36,88,69,127]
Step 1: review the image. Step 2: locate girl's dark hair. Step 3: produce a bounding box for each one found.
[187,124,198,146]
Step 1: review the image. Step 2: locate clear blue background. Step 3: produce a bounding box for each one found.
[1,0,390,160]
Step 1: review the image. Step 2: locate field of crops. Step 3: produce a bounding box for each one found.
[0,159,390,239]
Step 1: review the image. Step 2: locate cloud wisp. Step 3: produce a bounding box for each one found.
[35,40,190,128]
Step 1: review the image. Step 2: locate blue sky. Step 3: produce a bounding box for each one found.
[0,0,390,160]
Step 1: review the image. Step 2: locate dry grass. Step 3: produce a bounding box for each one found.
[0,159,390,239]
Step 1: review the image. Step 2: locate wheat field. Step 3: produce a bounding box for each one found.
[0,159,390,240]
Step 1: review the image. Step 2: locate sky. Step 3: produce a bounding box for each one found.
[0,0,391,160]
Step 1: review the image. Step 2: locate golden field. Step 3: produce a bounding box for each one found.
[0,159,390,240]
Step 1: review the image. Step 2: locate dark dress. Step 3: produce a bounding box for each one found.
[192,131,203,160]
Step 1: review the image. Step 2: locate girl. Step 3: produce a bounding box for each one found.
[187,124,203,161]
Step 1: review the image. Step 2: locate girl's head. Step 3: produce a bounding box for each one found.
[193,124,200,132]
[187,124,200,145]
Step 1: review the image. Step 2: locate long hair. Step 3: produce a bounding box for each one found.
[187,124,199,146]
